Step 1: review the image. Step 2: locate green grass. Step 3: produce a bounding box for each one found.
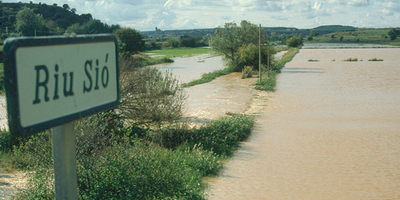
[132,53,174,67]
[1,113,255,199]
[182,67,232,87]
[368,58,384,61]
[343,58,358,62]
[146,47,215,58]
[308,59,320,62]
[308,28,400,46]
[255,48,300,91]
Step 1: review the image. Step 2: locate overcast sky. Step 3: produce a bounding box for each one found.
[6,0,400,31]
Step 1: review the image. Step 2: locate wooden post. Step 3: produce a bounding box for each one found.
[52,121,78,200]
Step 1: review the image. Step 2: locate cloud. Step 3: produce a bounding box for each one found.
[255,1,293,12]
[221,16,231,21]
[300,1,330,19]
[376,0,400,15]
[172,18,198,29]
[149,8,178,29]
[271,15,288,21]
[348,0,370,7]
[329,0,370,7]
[164,0,193,9]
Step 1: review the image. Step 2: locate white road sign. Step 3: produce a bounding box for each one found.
[3,34,119,136]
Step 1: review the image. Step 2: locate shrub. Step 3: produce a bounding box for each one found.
[343,58,358,62]
[255,70,277,91]
[241,66,253,79]
[286,35,303,48]
[187,114,255,156]
[368,58,383,61]
[118,54,186,126]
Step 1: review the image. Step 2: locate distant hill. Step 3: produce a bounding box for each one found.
[141,25,356,38]
[0,2,93,35]
[309,28,400,46]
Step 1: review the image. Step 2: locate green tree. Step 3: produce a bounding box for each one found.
[166,37,180,48]
[114,28,145,54]
[237,43,276,72]
[210,20,264,71]
[62,4,70,10]
[66,23,86,34]
[388,28,399,40]
[286,35,303,47]
[15,7,45,36]
[310,29,317,37]
[180,35,196,47]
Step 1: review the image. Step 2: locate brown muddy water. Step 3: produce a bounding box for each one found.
[207,49,400,199]
[154,54,226,84]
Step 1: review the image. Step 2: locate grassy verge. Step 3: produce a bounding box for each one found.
[146,47,215,58]
[1,114,255,199]
[255,48,300,91]
[182,67,232,87]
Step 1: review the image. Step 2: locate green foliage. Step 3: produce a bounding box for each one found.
[310,29,318,37]
[368,58,383,61]
[7,114,254,199]
[308,59,319,62]
[273,48,300,71]
[114,28,145,54]
[242,66,253,79]
[15,7,45,36]
[118,54,185,126]
[388,28,399,40]
[182,67,232,87]
[76,142,206,200]
[155,114,255,156]
[180,35,197,47]
[188,114,255,156]
[255,48,300,91]
[255,70,277,91]
[65,23,86,34]
[286,35,303,47]
[210,20,264,70]
[236,43,276,72]
[166,37,180,48]
[131,53,173,67]
[343,58,358,62]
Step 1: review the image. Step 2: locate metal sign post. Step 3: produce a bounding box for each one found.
[52,121,78,200]
[3,34,119,199]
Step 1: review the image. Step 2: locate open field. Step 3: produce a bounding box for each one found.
[309,29,400,46]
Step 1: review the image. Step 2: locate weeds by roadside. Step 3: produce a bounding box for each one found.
[254,48,300,91]
[0,50,256,200]
[182,67,232,87]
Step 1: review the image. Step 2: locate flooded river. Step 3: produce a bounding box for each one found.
[207,48,400,199]
[154,54,226,84]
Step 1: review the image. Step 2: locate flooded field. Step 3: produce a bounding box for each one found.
[303,43,396,49]
[207,48,400,199]
[153,54,226,83]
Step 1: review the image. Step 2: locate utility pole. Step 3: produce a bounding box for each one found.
[259,24,261,83]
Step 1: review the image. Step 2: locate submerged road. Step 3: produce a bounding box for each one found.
[208,49,400,199]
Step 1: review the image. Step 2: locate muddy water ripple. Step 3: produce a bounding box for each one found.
[207,49,400,199]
